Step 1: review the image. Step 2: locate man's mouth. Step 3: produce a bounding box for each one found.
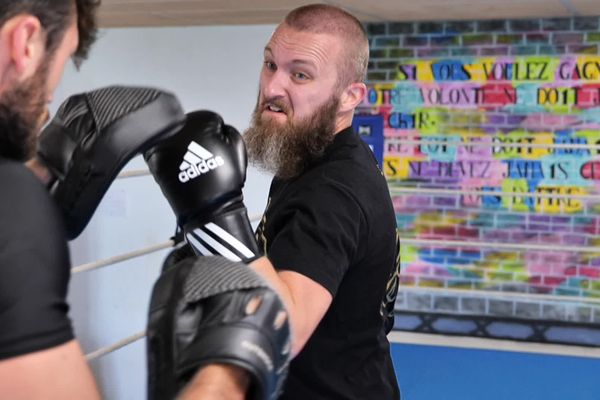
[267,104,283,113]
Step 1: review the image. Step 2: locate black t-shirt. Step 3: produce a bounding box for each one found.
[0,158,73,360]
[256,127,400,399]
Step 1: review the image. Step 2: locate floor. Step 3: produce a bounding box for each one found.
[391,341,600,400]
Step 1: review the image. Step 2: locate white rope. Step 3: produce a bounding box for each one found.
[389,186,600,201]
[400,237,600,254]
[86,331,146,361]
[396,138,600,151]
[117,169,151,179]
[248,213,263,223]
[398,285,600,305]
[72,240,175,274]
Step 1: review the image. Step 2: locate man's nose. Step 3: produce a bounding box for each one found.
[261,71,287,100]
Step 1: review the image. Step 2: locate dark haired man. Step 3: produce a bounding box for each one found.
[0,1,104,397]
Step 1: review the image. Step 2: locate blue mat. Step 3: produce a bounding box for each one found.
[391,342,600,400]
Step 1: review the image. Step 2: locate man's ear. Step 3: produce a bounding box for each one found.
[0,15,45,80]
[339,82,367,113]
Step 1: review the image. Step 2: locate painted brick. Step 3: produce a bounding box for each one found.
[406,292,433,310]
[479,46,509,56]
[369,48,387,59]
[565,306,593,323]
[386,71,398,81]
[526,33,549,44]
[394,291,408,308]
[434,196,457,207]
[481,230,510,242]
[366,23,386,35]
[461,297,487,314]
[367,71,387,81]
[542,304,567,320]
[515,302,542,318]
[388,48,415,58]
[509,19,541,32]
[456,227,479,238]
[488,300,514,317]
[562,234,588,246]
[477,20,507,32]
[462,34,494,46]
[404,35,429,46]
[416,47,451,57]
[433,295,460,312]
[451,47,479,56]
[431,35,460,46]
[496,34,525,45]
[417,22,444,34]
[574,17,599,31]
[553,32,584,45]
[567,44,598,54]
[377,61,399,70]
[374,36,400,48]
[367,15,600,337]
[389,22,415,35]
[541,18,572,31]
[538,45,566,55]
[487,271,514,282]
[593,308,600,324]
[586,32,600,42]
[445,21,476,34]
[509,45,539,55]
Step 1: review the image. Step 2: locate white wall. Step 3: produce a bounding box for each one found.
[58,24,277,399]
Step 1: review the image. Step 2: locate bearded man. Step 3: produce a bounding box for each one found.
[243,4,402,399]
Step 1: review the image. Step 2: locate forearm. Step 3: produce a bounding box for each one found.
[178,364,249,400]
[249,256,332,357]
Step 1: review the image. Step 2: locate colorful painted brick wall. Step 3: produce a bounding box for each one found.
[361,17,600,339]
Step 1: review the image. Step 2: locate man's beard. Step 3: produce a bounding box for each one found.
[244,95,340,180]
[0,61,49,161]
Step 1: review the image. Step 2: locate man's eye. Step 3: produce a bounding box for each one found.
[264,61,276,71]
[294,72,309,80]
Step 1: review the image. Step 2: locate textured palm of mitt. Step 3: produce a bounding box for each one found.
[38,86,185,239]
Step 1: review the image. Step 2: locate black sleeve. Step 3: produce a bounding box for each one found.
[267,174,365,296]
[0,161,73,360]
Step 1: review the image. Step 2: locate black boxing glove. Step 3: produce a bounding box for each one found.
[37,86,185,239]
[147,256,291,400]
[145,110,260,263]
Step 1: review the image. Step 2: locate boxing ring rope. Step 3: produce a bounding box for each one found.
[86,331,146,361]
[116,169,152,179]
[77,209,264,360]
[72,241,175,274]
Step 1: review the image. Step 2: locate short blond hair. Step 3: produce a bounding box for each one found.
[282,4,369,88]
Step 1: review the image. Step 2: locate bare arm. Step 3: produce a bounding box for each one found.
[178,364,249,400]
[0,340,101,400]
[250,256,332,357]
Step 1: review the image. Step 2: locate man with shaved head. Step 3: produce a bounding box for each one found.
[243,3,401,399]
[143,4,400,400]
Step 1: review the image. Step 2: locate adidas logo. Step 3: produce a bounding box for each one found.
[178,141,225,183]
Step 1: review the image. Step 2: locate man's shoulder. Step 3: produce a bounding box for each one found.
[0,158,60,220]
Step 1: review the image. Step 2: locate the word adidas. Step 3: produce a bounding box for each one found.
[179,141,225,183]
